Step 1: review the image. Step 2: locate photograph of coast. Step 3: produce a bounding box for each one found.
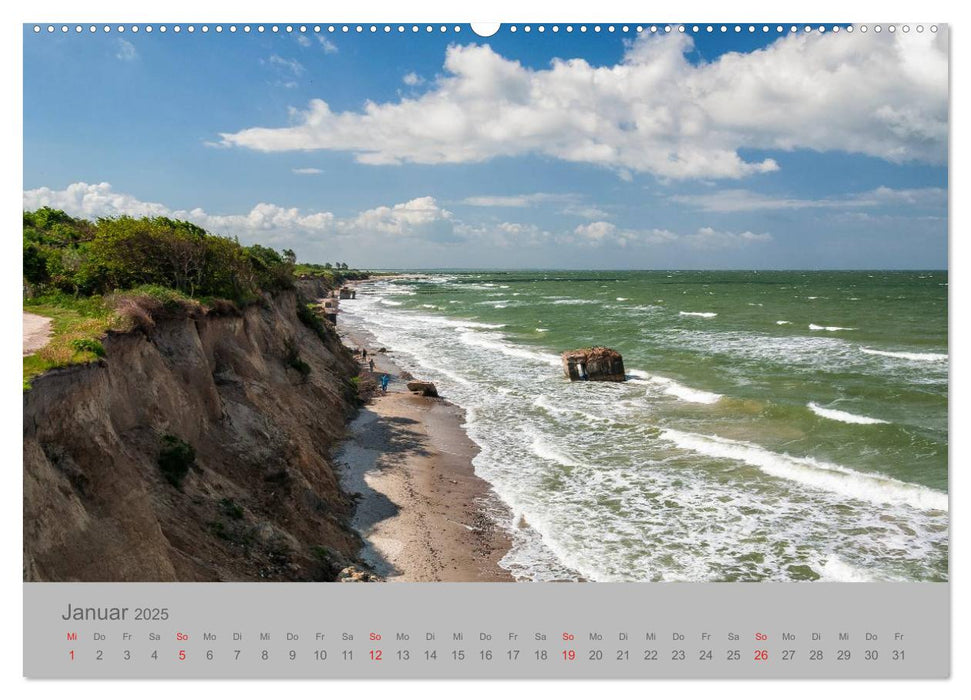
[23,24,947,582]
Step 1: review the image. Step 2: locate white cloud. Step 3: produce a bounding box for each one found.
[292,167,323,175]
[461,192,610,219]
[115,39,137,62]
[296,35,312,48]
[346,197,457,241]
[682,226,772,250]
[403,72,424,86]
[316,35,338,54]
[563,203,610,220]
[24,182,169,219]
[670,186,947,213]
[218,30,947,180]
[572,221,679,247]
[461,192,572,208]
[267,55,304,76]
[22,182,457,244]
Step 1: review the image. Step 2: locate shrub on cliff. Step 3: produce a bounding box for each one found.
[296,301,329,343]
[283,337,312,381]
[23,209,296,303]
[158,434,196,488]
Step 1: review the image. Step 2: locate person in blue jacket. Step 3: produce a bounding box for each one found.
[380,374,390,393]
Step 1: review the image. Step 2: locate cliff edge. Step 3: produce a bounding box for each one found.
[23,290,366,582]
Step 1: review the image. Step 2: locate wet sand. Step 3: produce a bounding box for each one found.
[335,323,514,582]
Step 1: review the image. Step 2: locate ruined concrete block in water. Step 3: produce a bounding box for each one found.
[406,380,439,397]
[561,347,626,382]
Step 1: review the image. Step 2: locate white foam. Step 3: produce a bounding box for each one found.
[680,311,718,318]
[616,297,629,301]
[818,556,876,582]
[459,331,561,367]
[808,402,889,426]
[776,320,792,325]
[551,298,600,305]
[629,372,723,404]
[536,328,549,332]
[809,324,855,331]
[379,298,403,306]
[660,429,947,512]
[530,436,583,468]
[860,347,948,363]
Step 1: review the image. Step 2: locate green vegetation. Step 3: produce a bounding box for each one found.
[293,261,371,286]
[218,498,245,520]
[157,434,196,488]
[296,301,329,342]
[23,207,370,388]
[24,208,295,301]
[22,293,118,390]
[283,336,312,380]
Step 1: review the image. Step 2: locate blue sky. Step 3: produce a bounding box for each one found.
[23,24,948,269]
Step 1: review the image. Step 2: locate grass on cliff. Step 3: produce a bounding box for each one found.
[22,286,205,390]
[23,294,118,390]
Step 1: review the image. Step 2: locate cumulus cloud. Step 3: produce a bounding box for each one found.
[403,72,424,86]
[670,186,947,213]
[27,182,766,254]
[218,29,947,180]
[22,182,456,243]
[24,182,170,219]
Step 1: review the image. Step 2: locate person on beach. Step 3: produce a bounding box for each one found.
[368,358,375,372]
[361,348,367,361]
[380,374,390,393]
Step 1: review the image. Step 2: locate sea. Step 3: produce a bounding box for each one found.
[338,271,949,583]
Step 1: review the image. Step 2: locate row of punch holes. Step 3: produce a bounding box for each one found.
[33,24,939,36]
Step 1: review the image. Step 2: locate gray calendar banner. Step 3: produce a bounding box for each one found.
[24,582,949,679]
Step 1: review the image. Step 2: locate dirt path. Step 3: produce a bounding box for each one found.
[23,312,53,356]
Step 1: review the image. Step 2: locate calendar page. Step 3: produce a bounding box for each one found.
[21,19,950,680]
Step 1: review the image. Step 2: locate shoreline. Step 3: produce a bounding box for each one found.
[334,308,514,582]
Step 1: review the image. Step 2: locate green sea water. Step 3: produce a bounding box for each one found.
[341,271,948,582]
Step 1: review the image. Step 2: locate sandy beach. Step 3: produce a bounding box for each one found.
[335,320,514,582]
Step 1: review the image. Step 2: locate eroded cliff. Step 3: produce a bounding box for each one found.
[23,290,365,581]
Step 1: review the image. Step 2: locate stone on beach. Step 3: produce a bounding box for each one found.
[407,380,439,397]
[561,347,626,382]
[338,565,383,582]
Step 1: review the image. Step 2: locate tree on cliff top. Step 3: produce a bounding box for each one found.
[23,209,296,303]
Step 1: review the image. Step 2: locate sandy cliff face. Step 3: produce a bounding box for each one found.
[23,291,365,581]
